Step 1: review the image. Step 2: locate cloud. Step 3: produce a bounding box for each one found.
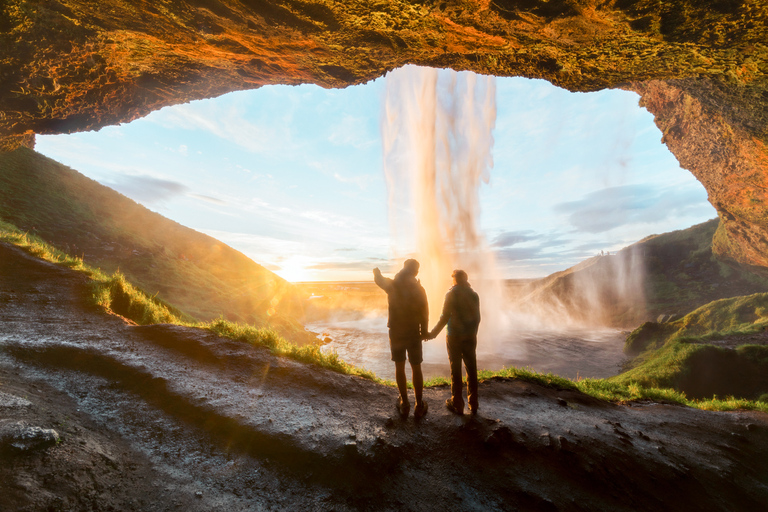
[553,184,711,233]
[307,257,390,271]
[109,174,189,204]
[298,209,365,230]
[492,230,540,248]
[327,114,376,149]
[496,247,544,262]
[189,193,227,206]
[150,102,295,154]
[491,228,572,262]
[331,171,376,190]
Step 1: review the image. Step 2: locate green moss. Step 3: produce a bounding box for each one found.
[625,321,676,355]
[613,341,704,389]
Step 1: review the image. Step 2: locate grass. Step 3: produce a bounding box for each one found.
[3,218,767,414]
[0,219,96,274]
[205,318,387,384]
[625,292,768,355]
[1,219,186,326]
[0,217,390,380]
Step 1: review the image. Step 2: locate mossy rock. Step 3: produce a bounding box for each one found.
[624,321,675,356]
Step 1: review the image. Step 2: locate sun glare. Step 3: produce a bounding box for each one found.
[274,256,314,283]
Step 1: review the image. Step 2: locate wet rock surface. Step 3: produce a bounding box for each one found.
[2,241,768,511]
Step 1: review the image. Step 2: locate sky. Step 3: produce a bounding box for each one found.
[35,66,717,282]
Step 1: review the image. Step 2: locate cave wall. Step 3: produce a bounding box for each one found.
[2,0,768,268]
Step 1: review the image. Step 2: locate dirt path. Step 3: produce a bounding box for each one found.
[2,242,768,511]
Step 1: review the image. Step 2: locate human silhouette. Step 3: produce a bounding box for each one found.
[373,259,429,418]
[427,269,481,415]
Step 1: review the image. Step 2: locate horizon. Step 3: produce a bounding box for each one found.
[35,66,717,282]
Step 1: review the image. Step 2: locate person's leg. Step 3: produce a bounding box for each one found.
[446,335,464,413]
[391,337,409,414]
[411,363,423,406]
[395,360,409,407]
[407,337,424,408]
[463,337,479,413]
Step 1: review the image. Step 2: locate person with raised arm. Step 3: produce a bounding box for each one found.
[373,259,430,418]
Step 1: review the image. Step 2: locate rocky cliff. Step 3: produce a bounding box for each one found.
[2,0,768,268]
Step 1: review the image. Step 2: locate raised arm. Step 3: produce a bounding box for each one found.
[373,267,393,293]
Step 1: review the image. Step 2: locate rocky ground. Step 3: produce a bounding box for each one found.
[2,241,768,511]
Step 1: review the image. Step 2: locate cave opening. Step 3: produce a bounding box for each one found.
[30,66,721,379]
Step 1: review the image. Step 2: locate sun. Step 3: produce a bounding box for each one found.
[274,257,314,283]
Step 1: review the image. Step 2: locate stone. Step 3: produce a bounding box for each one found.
[0,421,60,451]
[0,391,32,408]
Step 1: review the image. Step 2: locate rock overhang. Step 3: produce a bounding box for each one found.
[1,0,768,268]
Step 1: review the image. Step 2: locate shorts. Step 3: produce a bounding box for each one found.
[389,333,423,365]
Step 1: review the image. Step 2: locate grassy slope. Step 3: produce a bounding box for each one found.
[618,293,768,400]
[0,147,312,342]
[518,219,768,327]
[639,219,768,318]
[3,218,765,412]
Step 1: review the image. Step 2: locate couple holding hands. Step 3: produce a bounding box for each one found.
[373,259,481,419]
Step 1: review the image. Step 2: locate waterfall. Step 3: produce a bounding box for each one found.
[381,65,507,348]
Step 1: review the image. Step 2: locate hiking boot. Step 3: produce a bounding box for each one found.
[397,397,410,417]
[468,404,478,415]
[445,398,463,415]
[414,400,428,418]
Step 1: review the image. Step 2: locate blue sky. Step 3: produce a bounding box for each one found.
[35,67,716,281]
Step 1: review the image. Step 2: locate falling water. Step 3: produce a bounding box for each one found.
[381,65,509,352]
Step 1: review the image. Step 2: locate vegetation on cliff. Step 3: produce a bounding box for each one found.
[626,292,768,355]
[620,291,768,403]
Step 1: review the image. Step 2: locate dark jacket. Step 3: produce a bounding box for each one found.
[434,283,480,338]
[374,269,428,339]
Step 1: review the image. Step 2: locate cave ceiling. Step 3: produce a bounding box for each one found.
[2,0,768,269]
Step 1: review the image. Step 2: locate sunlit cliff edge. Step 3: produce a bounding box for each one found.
[1,0,768,271]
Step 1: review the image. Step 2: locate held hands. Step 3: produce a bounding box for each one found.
[422,329,437,341]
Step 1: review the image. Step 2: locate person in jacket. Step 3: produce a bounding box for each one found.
[427,269,481,415]
[373,259,429,418]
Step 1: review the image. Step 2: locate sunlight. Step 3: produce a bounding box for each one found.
[274,255,315,283]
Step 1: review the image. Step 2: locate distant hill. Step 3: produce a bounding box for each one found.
[514,219,768,328]
[0,147,311,342]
